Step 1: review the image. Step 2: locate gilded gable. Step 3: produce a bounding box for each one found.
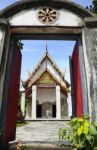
[36,72,55,84]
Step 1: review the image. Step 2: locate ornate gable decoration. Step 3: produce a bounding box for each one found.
[36,72,56,85]
[37,7,59,24]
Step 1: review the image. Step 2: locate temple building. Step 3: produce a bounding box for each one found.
[20,49,71,120]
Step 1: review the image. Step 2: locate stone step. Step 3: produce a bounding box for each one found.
[8,121,71,150]
[16,121,69,142]
[9,142,71,150]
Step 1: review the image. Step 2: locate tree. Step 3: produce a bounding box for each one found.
[86,0,97,14]
[92,0,97,14]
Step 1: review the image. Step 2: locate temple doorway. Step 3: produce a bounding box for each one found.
[20,40,74,120]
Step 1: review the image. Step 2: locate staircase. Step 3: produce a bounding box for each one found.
[9,143,71,150]
[16,120,69,142]
[9,120,71,150]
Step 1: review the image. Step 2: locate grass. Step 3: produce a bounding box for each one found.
[16,122,28,127]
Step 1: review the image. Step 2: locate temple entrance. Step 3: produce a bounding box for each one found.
[0,0,96,145]
[1,36,85,144]
[52,104,56,118]
[1,35,84,144]
[37,103,56,118]
[20,41,72,120]
[37,104,42,118]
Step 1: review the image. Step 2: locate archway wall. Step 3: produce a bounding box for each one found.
[83,19,97,121]
[0,0,94,18]
[0,0,97,144]
[8,8,83,27]
[0,24,6,110]
[0,20,11,116]
[0,20,12,145]
[0,0,94,28]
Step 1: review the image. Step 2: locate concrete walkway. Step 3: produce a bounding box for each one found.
[16,121,69,142]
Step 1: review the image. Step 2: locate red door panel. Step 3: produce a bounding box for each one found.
[3,43,22,144]
[72,41,83,117]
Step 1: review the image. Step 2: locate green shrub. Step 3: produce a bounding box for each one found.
[59,116,97,150]
[17,122,27,127]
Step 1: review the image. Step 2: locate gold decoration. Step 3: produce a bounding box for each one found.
[36,72,55,84]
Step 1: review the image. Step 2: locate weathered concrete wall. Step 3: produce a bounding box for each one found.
[0,20,10,115]
[0,21,11,144]
[0,29,5,65]
[0,27,5,111]
[9,8,84,27]
[84,27,97,121]
[79,40,88,115]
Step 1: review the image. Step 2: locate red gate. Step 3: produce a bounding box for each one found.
[71,41,83,117]
[3,42,22,144]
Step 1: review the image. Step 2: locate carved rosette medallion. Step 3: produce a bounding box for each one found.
[37,7,59,24]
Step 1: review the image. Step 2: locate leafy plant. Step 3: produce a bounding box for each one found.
[59,116,97,150]
[92,0,97,14]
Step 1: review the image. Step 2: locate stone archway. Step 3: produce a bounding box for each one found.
[0,0,97,145]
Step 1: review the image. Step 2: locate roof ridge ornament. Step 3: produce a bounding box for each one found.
[46,43,48,55]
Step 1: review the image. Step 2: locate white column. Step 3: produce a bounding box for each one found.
[56,85,61,119]
[25,102,29,119]
[67,92,72,117]
[32,85,37,119]
[21,92,25,116]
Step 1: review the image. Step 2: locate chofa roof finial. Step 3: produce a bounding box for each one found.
[46,43,48,54]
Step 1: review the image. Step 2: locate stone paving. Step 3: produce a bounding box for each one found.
[16,121,69,142]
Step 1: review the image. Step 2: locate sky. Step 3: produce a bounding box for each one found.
[21,40,75,82]
[0,0,92,10]
[0,0,92,83]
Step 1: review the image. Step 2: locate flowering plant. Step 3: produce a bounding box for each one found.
[59,116,97,150]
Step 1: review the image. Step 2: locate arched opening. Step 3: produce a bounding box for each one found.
[1,33,86,144]
[0,0,94,145]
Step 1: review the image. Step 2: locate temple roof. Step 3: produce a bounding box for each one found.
[23,48,70,92]
[28,48,64,78]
